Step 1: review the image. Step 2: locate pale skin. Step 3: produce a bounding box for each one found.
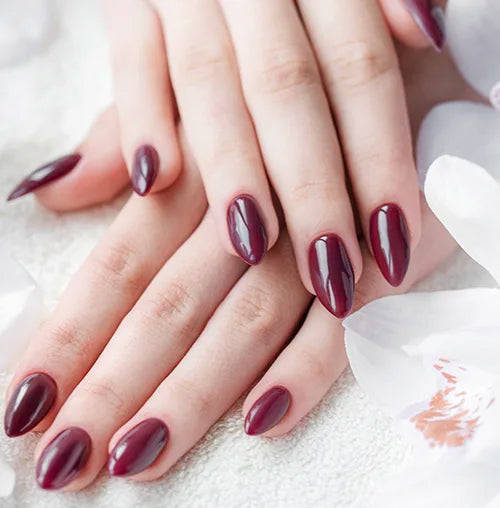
[96,0,444,311]
[4,22,482,489]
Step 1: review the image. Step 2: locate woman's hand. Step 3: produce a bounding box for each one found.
[4,104,456,490]
[8,0,445,319]
[3,34,479,489]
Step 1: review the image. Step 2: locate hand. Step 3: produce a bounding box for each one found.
[3,34,476,490]
[7,0,446,320]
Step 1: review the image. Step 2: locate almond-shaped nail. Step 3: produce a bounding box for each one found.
[7,154,81,201]
[245,386,291,436]
[309,235,355,319]
[370,203,410,287]
[227,195,268,265]
[108,418,169,477]
[404,0,445,51]
[131,145,159,196]
[4,373,57,437]
[36,427,91,490]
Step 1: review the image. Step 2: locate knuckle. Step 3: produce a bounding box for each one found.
[287,179,340,206]
[326,41,395,89]
[174,43,231,86]
[44,322,93,363]
[90,241,144,294]
[251,51,319,96]
[137,281,197,334]
[231,284,282,341]
[346,146,410,175]
[79,380,125,416]
[300,348,329,383]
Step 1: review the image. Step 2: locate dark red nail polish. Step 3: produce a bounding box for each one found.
[36,427,91,490]
[245,386,291,436]
[309,235,354,319]
[370,203,410,287]
[227,195,268,265]
[7,154,81,201]
[107,418,169,477]
[4,373,57,437]
[131,145,159,196]
[404,0,445,51]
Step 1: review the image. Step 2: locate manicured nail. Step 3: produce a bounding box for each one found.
[108,418,169,477]
[4,373,57,437]
[36,427,91,490]
[370,203,410,287]
[309,235,355,319]
[131,145,159,196]
[7,154,81,201]
[245,386,291,436]
[227,195,268,265]
[404,0,445,51]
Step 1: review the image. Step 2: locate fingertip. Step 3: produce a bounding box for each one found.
[379,0,446,51]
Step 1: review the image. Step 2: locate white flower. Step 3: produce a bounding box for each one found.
[0,250,43,498]
[344,156,500,507]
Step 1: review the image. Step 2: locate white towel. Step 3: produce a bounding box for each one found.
[0,1,493,506]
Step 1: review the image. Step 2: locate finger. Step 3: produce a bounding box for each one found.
[106,235,312,483]
[4,128,206,439]
[219,0,362,318]
[299,0,421,288]
[379,0,446,51]
[243,198,458,437]
[6,106,129,211]
[156,0,279,265]
[101,0,181,195]
[32,216,247,490]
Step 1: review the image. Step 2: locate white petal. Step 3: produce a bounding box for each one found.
[374,461,500,508]
[446,0,500,101]
[0,251,43,371]
[0,455,14,498]
[425,156,500,284]
[417,101,500,188]
[344,288,500,414]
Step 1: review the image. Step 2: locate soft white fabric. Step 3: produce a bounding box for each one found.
[0,1,494,506]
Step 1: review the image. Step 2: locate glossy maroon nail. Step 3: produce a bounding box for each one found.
[404,0,445,51]
[370,203,410,287]
[7,154,81,201]
[131,145,159,196]
[4,373,57,437]
[108,418,169,477]
[36,427,91,490]
[245,386,291,436]
[227,195,268,265]
[309,235,355,319]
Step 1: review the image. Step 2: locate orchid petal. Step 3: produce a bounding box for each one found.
[0,251,43,371]
[425,156,500,284]
[0,455,14,498]
[417,101,500,188]
[344,288,500,414]
[446,0,500,101]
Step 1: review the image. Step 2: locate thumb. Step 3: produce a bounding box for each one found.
[7,105,129,212]
[379,0,446,52]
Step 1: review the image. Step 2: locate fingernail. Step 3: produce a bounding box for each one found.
[309,235,355,319]
[4,373,57,437]
[107,418,169,477]
[131,145,160,196]
[370,203,411,287]
[7,154,81,201]
[244,386,291,436]
[227,195,268,265]
[404,0,445,51]
[36,427,91,490]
